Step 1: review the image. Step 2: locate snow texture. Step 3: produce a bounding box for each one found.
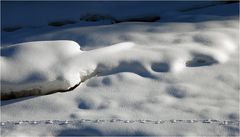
[1,1,239,136]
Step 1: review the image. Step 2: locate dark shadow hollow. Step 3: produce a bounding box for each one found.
[186,54,218,67]
[97,61,156,79]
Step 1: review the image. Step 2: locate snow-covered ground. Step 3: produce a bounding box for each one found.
[1,1,239,136]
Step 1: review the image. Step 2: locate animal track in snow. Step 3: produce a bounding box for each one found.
[1,119,239,126]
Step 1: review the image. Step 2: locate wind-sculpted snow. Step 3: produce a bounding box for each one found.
[0,21,237,99]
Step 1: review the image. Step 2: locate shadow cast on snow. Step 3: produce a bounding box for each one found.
[56,126,149,136]
[1,96,36,106]
[97,61,157,79]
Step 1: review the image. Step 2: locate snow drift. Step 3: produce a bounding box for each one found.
[0,20,237,99]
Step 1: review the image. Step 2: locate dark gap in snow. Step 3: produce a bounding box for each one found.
[80,14,160,23]
[80,13,117,23]
[48,20,77,27]
[2,26,22,32]
[117,16,160,23]
[186,54,218,67]
[64,82,81,92]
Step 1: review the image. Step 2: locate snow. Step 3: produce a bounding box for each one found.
[1,1,239,136]
[1,22,237,98]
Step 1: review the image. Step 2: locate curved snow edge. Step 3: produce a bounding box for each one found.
[1,70,98,100]
[1,83,79,100]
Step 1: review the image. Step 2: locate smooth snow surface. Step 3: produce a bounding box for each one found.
[1,1,239,136]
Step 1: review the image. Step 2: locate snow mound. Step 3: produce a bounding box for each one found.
[1,40,82,99]
[0,41,136,99]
